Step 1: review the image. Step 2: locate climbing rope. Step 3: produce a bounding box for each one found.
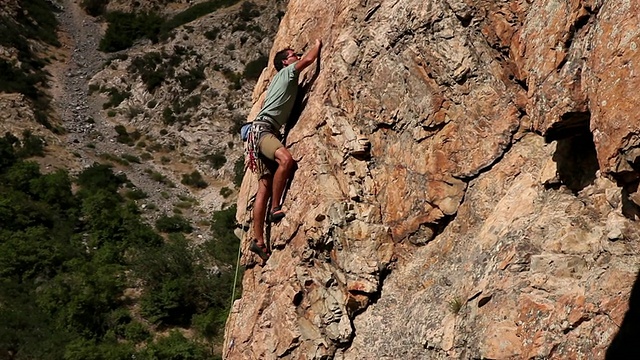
[229,182,254,309]
[230,233,242,309]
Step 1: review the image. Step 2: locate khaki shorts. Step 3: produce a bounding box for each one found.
[259,133,283,161]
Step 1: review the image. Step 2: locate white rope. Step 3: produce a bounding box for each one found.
[230,186,253,309]
[230,232,242,309]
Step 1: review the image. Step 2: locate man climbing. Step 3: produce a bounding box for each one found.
[244,39,322,261]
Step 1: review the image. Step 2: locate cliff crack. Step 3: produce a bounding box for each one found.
[562,5,595,50]
[562,314,592,334]
[364,3,381,22]
[287,131,317,149]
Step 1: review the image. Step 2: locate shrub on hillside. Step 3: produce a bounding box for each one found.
[0,59,40,99]
[173,95,201,114]
[81,0,109,17]
[233,157,245,187]
[181,170,208,189]
[123,188,147,200]
[159,0,242,39]
[155,214,193,233]
[20,0,61,47]
[102,87,130,109]
[238,1,260,21]
[0,0,59,129]
[128,52,169,92]
[220,187,232,198]
[177,66,206,92]
[0,59,53,129]
[113,125,139,146]
[139,330,208,359]
[76,163,127,194]
[221,67,242,90]
[204,27,220,41]
[99,11,164,52]
[121,154,141,164]
[243,54,268,81]
[203,151,227,170]
[17,130,45,158]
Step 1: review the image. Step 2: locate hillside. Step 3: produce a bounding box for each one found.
[226,0,640,359]
[2,0,286,228]
[0,0,286,358]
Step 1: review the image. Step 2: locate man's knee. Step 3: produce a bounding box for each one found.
[275,147,294,170]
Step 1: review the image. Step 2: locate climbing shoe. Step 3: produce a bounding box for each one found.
[249,240,270,261]
[268,206,285,223]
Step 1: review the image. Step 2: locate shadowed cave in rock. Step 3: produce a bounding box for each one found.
[546,111,599,193]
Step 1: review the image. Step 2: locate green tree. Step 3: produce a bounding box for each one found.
[76,163,126,195]
[29,169,76,210]
[139,331,208,360]
[63,337,135,360]
[80,0,109,17]
[0,156,228,358]
[100,11,163,52]
[4,160,41,193]
[155,214,193,233]
[205,205,240,264]
[0,136,18,171]
[0,280,69,360]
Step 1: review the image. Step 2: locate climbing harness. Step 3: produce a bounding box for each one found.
[243,119,275,175]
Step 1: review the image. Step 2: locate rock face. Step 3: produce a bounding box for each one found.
[225,0,640,359]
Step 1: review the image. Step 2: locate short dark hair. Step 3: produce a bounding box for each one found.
[273,48,292,71]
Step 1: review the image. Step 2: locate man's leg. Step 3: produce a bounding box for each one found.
[271,147,294,213]
[258,133,294,216]
[253,175,272,249]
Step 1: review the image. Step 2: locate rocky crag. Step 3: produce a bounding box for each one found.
[226,0,640,359]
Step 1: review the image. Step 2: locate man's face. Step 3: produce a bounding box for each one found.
[283,50,300,66]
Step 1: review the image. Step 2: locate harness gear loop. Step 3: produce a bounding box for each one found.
[244,121,275,175]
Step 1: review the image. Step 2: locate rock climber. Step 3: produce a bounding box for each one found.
[243,39,322,261]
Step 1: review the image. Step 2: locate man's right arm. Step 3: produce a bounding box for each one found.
[294,39,322,73]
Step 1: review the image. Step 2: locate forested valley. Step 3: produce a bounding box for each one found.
[0,133,240,359]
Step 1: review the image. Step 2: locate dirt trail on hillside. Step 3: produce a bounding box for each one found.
[52,0,109,161]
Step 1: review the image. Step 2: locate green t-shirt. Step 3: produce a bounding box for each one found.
[256,63,299,131]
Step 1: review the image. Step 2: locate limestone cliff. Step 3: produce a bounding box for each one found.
[226,0,640,359]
